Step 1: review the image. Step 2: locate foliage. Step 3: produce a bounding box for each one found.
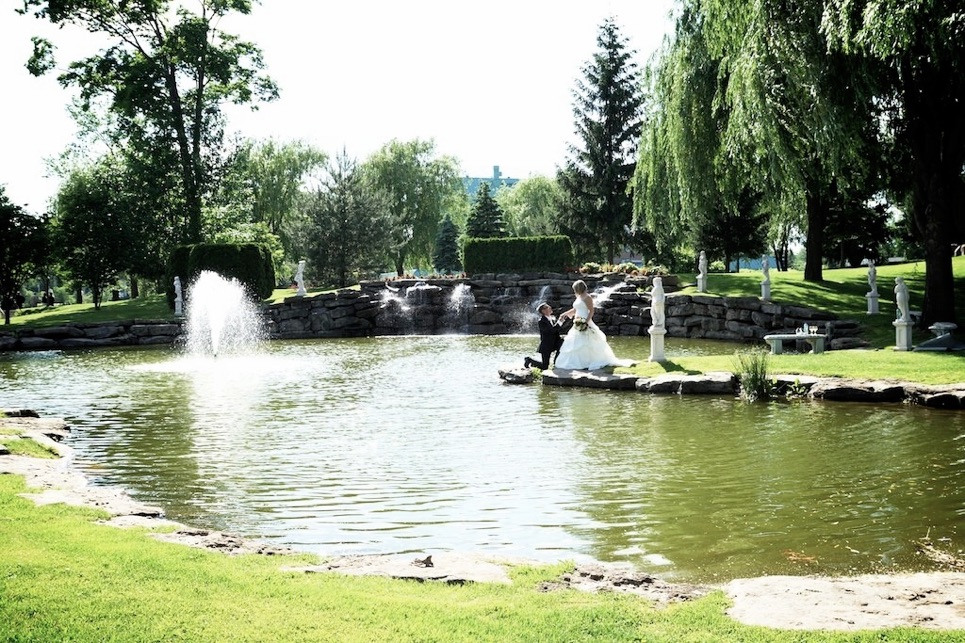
[0,187,46,324]
[19,0,279,243]
[211,222,286,287]
[52,160,138,309]
[822,0,965,327]
[303,151,392,289]
[463,236,573,274]
[494,176,562,237]
[432,215,462,274]
[229,138,328,261]
[557,17,643,265]
[733,350,774,402]
[634,0,878,283]
[465,182,506,239]
[363,139,466,276]
[823,199,891,268]
[167,243,274,304]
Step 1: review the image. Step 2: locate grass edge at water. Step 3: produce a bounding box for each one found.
[1,472,959,642]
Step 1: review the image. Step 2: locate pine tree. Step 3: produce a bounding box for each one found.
[432,214,462,274]
[465,183,506,239]
[558,17,642,264]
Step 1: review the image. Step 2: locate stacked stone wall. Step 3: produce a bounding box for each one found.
[1,272,857,351]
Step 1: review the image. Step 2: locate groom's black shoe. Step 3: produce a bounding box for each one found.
[523,358,536,369]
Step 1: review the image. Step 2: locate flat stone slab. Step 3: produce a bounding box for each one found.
[637,371,737,395]
[726,572,965,631]
[287,552,520,584]
[542,368,639,390]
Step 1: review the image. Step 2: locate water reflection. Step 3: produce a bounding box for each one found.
[1,337,963,582]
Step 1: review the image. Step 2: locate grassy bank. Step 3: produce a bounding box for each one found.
[0,472,957,642]
[622,257,965,385]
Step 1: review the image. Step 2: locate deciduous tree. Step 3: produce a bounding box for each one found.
[0,188,45,324]
[495,176,562,238]
[364,139,464,276]
[20,0,278,243]
[52,159,136,308]
[823,0,965,326]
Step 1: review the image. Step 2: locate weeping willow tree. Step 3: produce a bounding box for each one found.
[634,0,878,281]
[823,0,965,327]
[632,5,769,271]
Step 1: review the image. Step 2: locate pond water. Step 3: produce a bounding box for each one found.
[2,336,964,583]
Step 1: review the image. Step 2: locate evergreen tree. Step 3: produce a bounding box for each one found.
[558,17,643,264]
[465,183,506,238]
[304,151,392,288]
[432,215,462,274]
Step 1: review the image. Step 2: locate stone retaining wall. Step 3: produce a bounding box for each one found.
[0,272,862,351]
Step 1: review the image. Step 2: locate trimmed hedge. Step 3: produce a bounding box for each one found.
[463,236,573,273]
[166,243,275,309]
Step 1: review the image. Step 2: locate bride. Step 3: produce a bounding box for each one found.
[554,280,635,370]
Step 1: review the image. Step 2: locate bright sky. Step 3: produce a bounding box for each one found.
[1,1,676,214]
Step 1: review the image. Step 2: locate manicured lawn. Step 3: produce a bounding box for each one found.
[0,473,957,642]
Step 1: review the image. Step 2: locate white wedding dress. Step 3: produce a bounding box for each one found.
[554,298,635,370]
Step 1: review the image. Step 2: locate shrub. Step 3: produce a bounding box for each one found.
[733,350,774,402]
[165,243,275,308]
[463,236,572,273]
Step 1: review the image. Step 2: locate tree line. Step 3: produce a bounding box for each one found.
[2,1,962,327]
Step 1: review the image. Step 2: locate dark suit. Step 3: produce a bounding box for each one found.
[525,315,565,369]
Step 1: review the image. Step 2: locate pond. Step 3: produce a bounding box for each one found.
[2,335,963,583]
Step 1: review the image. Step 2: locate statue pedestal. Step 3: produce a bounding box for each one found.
[893,319,914,351]
[866,293,879,315]
[696,275,707,293]
[174,300,183,317]
[648,325,667,362]
[296,284,306,297]
[761,282,771,300]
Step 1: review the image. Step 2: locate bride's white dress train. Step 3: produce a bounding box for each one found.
[554,299,635,370]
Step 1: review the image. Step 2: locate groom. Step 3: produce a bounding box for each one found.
[524,302,565,370]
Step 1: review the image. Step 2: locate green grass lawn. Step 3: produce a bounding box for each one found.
[0,473,957,642]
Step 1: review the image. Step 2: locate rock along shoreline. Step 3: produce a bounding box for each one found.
[499,366,965,410]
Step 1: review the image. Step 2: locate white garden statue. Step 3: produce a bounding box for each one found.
[760,255,771,300]
[894,276,910,322]
[696,250,708,293]
[648,276,667,362]
[650,277,666,329]
[866,261,880,315]
[174,276,183,317]
[295,260,306,297]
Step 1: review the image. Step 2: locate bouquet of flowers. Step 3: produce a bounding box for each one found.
[573,316,588,332]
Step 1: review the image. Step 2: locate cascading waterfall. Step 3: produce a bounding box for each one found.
[442,282,475,332]
[185,271,264,356]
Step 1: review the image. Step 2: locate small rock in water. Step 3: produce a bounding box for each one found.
[498,367,535,384]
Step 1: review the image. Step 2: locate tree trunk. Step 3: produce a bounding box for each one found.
[74,284,83,304]
[904,59,963,328]
[130,277,139,299]
[914,171,957,327]
[803,188,827,282]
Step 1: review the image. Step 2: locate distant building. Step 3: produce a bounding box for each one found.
[462,165,519,198]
